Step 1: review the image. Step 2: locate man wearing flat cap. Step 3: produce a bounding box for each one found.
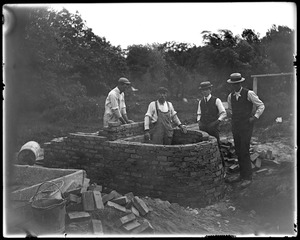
[144,87,187,145]
[103,77,134,128]
[197,81,227,167]
[226,73,265,188]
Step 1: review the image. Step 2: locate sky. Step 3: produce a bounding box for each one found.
[10,2,298,49]
[49,2,296,49]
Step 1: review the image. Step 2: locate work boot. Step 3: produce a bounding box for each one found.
[225,175,241,183]
[239,179,252,188]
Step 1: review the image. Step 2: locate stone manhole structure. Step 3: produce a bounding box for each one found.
[44,122,225,208]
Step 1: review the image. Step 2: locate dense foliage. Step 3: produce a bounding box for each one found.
[5,6,296,127]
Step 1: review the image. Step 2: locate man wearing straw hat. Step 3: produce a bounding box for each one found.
[225,73,265,188]
[197,81,227,168]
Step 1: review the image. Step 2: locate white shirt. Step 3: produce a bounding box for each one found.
[103,87,127,127]
[144,100,181,130]
[227,87,265,119]
[197,94,227,122]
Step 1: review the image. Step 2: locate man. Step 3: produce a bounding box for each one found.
[226,73,265,188]
[103,77,134,128]
[197,81,227,167]
[144,87,187,145]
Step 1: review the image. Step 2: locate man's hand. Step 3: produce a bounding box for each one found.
[144,130,151,141]
[179,124,188,134]
[249,116,257,124]
[127,120,134,124]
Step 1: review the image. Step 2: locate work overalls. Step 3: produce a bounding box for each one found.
[150,101,173,145]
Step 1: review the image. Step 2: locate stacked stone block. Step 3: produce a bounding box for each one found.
[43,122,225,208]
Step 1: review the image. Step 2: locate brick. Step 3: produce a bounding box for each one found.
[132,196,149,216]
[229,164,239,170]
[250,152,260,162]
[131,206,140,217]
[125,200,133,209]
[80,178,90,193]
[93,191,104,210]
[112,196,128,206]
[107,201,131,213]
[91,219,104,234]
[115,213,136,228]
[122,219,141,231]
[69,193,80,203]
[66,202,83,212]
[130,220,154,234]
[256,168,268,173]
[124,192,135,201]
[226,158,237,162]
[255,158,262,168]
[266,150,273,159]
[102,190,122,204]
[259,150,267,159]
[68,211,91,222]
[82,191,95,211]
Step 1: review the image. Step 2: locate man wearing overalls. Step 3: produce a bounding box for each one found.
[144,87,187,145]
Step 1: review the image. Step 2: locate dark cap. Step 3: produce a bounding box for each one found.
[118,77,131,85]
[199,81,213,90]
[157,87,169,93]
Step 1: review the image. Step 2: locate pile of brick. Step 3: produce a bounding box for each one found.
[220,138,279,174]
[63,178,154,235]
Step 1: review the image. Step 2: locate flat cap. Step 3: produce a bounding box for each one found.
[157,87,169,93]
[118,77,131,85]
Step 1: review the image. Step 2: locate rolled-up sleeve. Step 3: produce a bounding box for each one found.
[120,93,127,115]
[248,90,265,119]
[216,98,227,121]
[197,100,201,122]
[169,102,181,126]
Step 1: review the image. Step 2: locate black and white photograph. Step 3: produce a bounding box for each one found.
[3,2,297,237]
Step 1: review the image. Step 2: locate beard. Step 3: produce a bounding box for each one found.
[158,97,165,104]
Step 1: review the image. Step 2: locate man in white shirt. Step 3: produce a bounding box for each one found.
[226,73,265,188]
[144,87,187,145]
[197,81,227,167]
[103,77,134,128]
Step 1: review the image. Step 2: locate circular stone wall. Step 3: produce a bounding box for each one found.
[103,129,226,208]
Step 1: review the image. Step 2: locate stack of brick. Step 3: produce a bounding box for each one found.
[103,122,144,141]
[220,138,279,174]
[63,178,154,235]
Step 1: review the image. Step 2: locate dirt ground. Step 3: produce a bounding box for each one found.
[8,122,296,237]
[62,125,296,237]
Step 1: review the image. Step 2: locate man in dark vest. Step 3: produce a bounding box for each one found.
[197,81,227,168]
[226,73,265,188]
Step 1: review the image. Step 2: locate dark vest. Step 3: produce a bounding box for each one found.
[231,88,253,125]
[200,96,219,124]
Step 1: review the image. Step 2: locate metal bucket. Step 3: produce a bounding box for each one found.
[30,181,66,235]
[17,141,41,165]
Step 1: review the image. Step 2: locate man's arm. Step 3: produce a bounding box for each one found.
[248,91,265,119]
[216,98,227,121]
[169,102,187,133]
[226,94,232,118]
[196,100,201,122]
